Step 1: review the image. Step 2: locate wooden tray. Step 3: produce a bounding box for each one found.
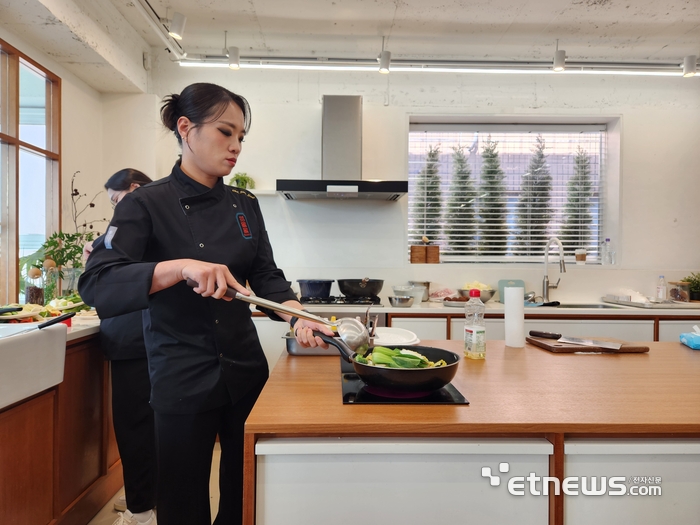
[526,336,649,353]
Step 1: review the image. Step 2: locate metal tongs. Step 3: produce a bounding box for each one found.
[186,279,370,352]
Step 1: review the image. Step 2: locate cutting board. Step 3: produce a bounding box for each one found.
[526,336,649,353]
[498,279,525,303]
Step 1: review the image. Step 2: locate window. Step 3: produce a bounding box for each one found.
[408,122,608,263]
[0,39,60,303]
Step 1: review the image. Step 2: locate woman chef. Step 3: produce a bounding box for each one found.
[78,82,333,525]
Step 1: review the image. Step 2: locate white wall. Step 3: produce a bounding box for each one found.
[147,53,700,301]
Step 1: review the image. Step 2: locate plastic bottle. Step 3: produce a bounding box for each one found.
[464,289,486,359]
[656,275,667,301]
[605,238,615,265]
[601,238,614,265]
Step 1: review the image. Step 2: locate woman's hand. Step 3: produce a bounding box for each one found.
[180,260,249,300]
[82,241,94,261]
[150,259,249,299]
[282,301,335,348]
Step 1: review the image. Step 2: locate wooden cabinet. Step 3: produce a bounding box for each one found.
[0,392,55,525]
[0,333,122,525]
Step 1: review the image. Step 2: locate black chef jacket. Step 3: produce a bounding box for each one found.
[78,161,297,414]
[91,235,148,361]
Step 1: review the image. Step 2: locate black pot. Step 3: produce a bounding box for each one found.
[690,291,700,302]
[297,279,334,298]
[337,279,384,297]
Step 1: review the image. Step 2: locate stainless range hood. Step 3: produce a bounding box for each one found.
[276,95,407,201]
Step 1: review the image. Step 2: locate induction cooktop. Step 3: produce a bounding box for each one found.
[340,358,469,405]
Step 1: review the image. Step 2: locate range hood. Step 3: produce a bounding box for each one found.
[276,95,407,201]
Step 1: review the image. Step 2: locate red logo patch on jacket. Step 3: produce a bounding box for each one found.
[237,213,252,239]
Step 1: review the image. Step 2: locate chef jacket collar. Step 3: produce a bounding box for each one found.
[172,160,227,212]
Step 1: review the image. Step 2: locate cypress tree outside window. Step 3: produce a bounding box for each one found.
[408,123,607,263]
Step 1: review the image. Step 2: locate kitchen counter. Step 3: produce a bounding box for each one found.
[300,301,700,316]
[243,340,700,525]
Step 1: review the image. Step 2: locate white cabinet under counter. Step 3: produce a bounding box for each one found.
[564,439,700,525]
[255,437,551,525]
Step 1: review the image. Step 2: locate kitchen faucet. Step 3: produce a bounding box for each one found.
[543,237,566,302]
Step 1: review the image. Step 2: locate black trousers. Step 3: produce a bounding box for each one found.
[154,378,266,525]
[111,358,157,513]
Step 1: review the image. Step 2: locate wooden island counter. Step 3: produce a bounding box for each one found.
[243,340,700,525]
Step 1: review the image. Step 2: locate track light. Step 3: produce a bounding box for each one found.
[683,55,697,77]
[379,51,391,74]
[553,40,566,72]
[378,37,391,74]
[168,12,186,40]
[228,47,240,70]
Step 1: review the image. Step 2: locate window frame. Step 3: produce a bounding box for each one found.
[406,115,621,265]
[0,38,61,303]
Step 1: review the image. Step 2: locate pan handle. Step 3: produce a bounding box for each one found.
[185,278,332,327]
[38,312,76,329]
[312,331,354,363]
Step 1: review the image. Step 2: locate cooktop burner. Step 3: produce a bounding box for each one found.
[300,295,382,305]
[341,368,469,405]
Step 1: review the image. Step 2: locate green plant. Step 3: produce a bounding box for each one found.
[41,171,107,271]
[681,272,700,293]
[228,172,256,189]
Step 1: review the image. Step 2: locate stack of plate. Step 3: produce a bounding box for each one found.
[372,327,420,346]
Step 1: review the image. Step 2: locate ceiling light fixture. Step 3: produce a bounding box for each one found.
[228,47,240,70]
[683,55,697,77]
[133,0,185,59]
[553,40,566,72]
[168,11,187,40]
[221,31,240,70]
[177,56,700,76]
[378,37,391,74]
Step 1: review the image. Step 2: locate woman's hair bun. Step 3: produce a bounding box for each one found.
[160,93,181,131]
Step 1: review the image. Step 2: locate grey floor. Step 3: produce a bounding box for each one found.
[87,444,221,525]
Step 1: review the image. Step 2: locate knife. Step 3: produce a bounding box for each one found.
[3,312,76,338]
[528,330,623,350]
[0,306,24,315]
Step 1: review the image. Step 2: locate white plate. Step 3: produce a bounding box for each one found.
[54,301,85,311]
[0,310,42,320]
[372,327,420,346]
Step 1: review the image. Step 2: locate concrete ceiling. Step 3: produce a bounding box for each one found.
[1,0,699,93]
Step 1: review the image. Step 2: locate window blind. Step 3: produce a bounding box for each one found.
[407,127,606,262]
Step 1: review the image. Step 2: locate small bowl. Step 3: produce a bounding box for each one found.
[388,295,415,307]
[392,285,414,295]
[457,288,495,303]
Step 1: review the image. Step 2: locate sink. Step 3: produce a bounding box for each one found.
[556,304,622,309]
[0,324,67,410]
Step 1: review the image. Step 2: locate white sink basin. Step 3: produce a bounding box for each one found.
[0,323,67,410]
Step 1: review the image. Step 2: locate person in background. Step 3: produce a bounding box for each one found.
[78,83,333,525]
[84,168,157,525]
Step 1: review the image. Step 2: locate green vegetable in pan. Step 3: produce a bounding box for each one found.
[355,346,447,368]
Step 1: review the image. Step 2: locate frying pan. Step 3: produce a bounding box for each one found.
[316,332,460,394]
[337,278,383,297]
